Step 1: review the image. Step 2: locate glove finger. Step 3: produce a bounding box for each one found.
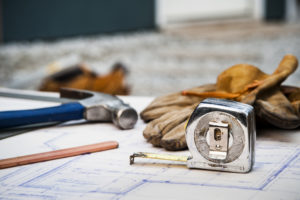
[143,118,163,147]
[160,105,195,135]
[280,85,300,116]
[143,109,183,147]
[161,121,187,151]
[141,84,215,111]
[255,88,300,129]
[141,84,216,121]
[143,105,195,147]
[141,105,183,122]
[292,100,300,116]
[242,54,298,105]
[280,85,300,102]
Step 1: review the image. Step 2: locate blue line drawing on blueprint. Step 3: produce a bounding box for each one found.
[1,141,300,199]
[0,123,300,200]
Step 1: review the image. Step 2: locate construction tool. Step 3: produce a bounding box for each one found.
[0,88,138,130]
[131,98,256,173]
[0,141,118,169]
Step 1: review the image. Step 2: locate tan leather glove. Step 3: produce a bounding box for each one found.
[141,54,300,150]
[39,63,129,95]
[183,54,299,129]
[216,54,299,129]
[141,84,216,150]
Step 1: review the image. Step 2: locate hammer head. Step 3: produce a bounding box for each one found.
[60,88,138,130]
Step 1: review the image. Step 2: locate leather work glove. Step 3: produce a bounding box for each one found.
[39,63,129,95]
[141,54,300,151]
[210,54,299,129]
[141,84,216,150]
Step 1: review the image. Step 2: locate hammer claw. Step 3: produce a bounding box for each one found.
[59,88,93,100]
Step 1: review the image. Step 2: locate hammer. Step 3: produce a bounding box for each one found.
[0,88,138,130]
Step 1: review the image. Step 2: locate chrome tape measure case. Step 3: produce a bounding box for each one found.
[185,98,255,173]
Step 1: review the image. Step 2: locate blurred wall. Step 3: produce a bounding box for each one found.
[1,0,155,42]
[156,0,252,26]
[0,0,293,42]
[156,0,290,27]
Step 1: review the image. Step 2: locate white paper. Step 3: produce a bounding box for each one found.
[0,93,299,200]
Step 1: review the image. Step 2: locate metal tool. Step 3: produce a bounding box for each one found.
[130,98,256,173]
[0,88,138,130]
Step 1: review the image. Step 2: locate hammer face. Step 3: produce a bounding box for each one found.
[84,102,138,129]
[112,106,138,130]
[60,88,138,129]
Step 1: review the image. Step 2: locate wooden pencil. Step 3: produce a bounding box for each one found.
[0,141,119,169]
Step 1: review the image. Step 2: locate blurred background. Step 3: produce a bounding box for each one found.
[0,0,299,96]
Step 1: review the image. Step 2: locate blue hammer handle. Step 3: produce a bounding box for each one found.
[0,102,85,129]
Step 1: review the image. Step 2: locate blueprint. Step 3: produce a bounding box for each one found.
[0,93,300,200]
